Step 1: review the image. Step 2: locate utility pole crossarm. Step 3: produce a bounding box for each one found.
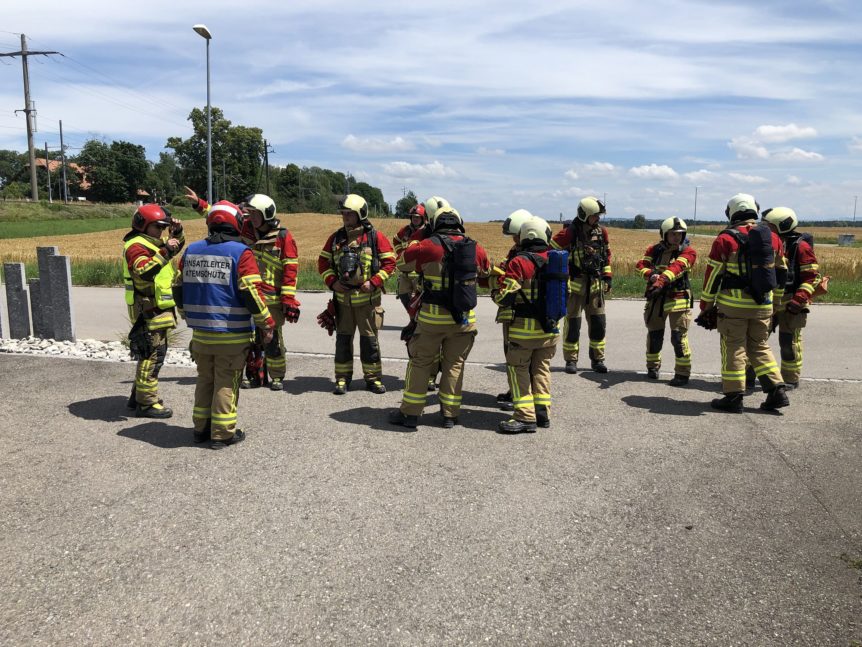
[0,50,60,57]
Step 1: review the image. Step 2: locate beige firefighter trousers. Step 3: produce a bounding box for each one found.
[190,339,250,441]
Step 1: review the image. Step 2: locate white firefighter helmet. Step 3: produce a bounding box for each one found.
[725,193,759,221]
[659,216,687,241]
[424,196,451,223]
[339,193,369,221]
[243,194,277,222]
[502,209,534,236]
[762,207,798,235]
[577,196,606,222]
[518,216,552,246]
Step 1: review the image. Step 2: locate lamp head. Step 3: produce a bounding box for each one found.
[193,24,212,39]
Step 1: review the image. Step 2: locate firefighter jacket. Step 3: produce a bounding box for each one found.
[491,246,519,323]
[178,237,274,347]
[636,242,697,312]
[551,223,612,294]
[318,226,396,307]
[249,228,300,309]
[398,232,491,328]
[393,223,423,281]
[493,249,558,341]
[781,233,821,306]
[700,221,786,317]
[123,231,184,331]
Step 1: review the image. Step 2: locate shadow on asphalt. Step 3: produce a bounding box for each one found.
[461,390,504,410]
[621,395,711,417]
[153,376,197,385]
[68,396,133,422]
[329,405,507,433]
[117,422,203,448]
[329,406,413,432]
[285,374,403,395]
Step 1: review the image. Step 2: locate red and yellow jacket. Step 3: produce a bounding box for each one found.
[493,249,558,341]
[318,226,396,306]
[123,230,185,331]
[249,228,300,309]
[700,222,785,317]
[781,234,821,307]
[636,242,697,312]
[398,233,491,328]
[551,223,612,294]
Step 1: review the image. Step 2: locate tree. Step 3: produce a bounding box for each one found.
[166,107,263,201]
[76,140,128,202]
[0,149,28,189]
[395,190,419,218]
[633,214,647,229]
[146,152,180,203]
[111,141,149,200]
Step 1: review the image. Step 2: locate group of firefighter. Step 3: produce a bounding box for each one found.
[122,187,821,446]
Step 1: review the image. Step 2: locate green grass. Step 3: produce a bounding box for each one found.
[0,201,202,239]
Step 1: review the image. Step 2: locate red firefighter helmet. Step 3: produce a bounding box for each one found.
[206,201,242,233]
[409,204,426,218]
[131,204,172,232]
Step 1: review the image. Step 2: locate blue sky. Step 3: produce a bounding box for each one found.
[2,0,862,221]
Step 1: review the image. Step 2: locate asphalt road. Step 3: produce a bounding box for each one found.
[1,288,861,645]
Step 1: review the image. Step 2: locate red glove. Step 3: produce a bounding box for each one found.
[283,299,301,323]
[647,275,669,297]
[316,300,337,335]
[786,298,805,315]
[699,300,714,313]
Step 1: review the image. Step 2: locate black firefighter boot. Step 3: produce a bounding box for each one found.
[535,405,550,429]
[711,392,744,414]
[498,418,537,434]
[760,385,790,411]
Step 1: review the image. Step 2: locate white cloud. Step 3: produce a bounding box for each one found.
[564,169,579,180]
[785,175,802,185]
[382,160,456,178]
[728,172,769,184]
[244,80,333,99]
[582,162,616,173]
[729,137,770,159]
[552,187,587,198]
[476,147,505,156]
[773,147,824,162]
[848,136,862,153]
[342,135,413,153]
[684,169,715,182]
[753,123,817,143]
[629,164,679,180]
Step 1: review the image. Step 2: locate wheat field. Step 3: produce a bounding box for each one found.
[0,214,859,282]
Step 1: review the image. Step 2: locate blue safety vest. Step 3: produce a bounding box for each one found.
[181,239,254,333]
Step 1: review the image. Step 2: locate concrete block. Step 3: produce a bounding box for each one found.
[36,246,58,338]
[28,278,45,337]
[48,255,75,342]
[4,262,31,339]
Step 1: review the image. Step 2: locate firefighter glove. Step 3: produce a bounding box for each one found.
[647,275,668,297]
[602,276,612,293]
[283,303,301,323]
[316,300,337,336]
[786,298,805,315]
[694,309,718,331]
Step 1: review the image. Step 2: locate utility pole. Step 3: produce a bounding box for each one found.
[0,34,60,201]
[263,139,273,195]
[59,120,68,203]
[854,195,858,225]
[222,159,227,201]
[44,142,52,203]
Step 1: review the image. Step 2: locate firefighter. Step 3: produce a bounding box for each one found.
[494,216,560,433]
[701,193,789,413]
[174,201,274,448]
[388,204,492,429]
[636,217,697,386]
[239,194,301,391]
[393,203,427,311]
[122,204,184,418]
[318,194,396,395]
[494,209,535,410]
[551,196,613,374]
[762,207,821,389]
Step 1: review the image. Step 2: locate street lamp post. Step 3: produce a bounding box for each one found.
[193,24,213,204]
[693,186,700,232]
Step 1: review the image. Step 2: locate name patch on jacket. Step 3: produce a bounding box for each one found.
[183,254,233,284]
